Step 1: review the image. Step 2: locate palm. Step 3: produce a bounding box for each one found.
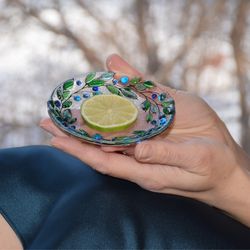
[159,87,221,142]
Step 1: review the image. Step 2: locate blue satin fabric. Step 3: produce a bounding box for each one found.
[0,146,250,249]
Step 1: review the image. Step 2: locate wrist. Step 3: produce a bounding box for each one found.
[213,152,250,227]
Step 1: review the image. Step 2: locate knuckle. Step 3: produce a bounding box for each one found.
[92,155,111,175]
[136,143,153,161]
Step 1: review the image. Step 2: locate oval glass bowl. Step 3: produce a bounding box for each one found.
[47,71,175,146]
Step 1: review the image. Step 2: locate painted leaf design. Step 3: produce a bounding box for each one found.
[133,130,146,136]
[124,87,132,91]
[106,84,121,95]
[47,100,54,109]
[50,109,61,118]
[120,88,137,99]
[150,104,158,113]
[163,107,171,115]
[162,98,175,107]
[62,90,71,99]
[68,118,77,124]
[88,79,105,87]
[99,72,114,81]
[62,109,72,120]
[135,83,146,91]
[112,136,130,141]
[143,80,155,88]
[85,72,96,83]
[146,113,153,123]
[130,77,141,85]
[63,79,74,91]
[78,129,89,137]
[57,88,63,100]
[62,100,72,108]
[142,99,151,111]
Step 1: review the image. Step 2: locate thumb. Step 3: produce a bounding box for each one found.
[135,140,194,169]
[106,54,143,79]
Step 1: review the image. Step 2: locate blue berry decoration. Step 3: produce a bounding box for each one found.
[112,79,119,85]
[92,86,99,91]
[83,92,90,98]
[151,93,157,99]
[120,76,129,84]
[76,80,82,86]
[160,117,167,125]
[93,133,103,140]
[74,95,81,101]
[54,100,61,108]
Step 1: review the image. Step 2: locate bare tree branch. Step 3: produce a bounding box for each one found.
[75,0,126,56]
[12,0,103,68]
[156,0,205,84]
[134,0,160,75]
[230,0,250,153]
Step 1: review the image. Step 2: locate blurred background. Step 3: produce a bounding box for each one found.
[0,0,249,153]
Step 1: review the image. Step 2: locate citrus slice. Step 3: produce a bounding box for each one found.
[81,94,138,132]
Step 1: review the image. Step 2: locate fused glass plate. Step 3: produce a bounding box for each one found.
[47,71,175,146]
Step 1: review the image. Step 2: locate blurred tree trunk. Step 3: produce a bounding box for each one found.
[231,0,250,153]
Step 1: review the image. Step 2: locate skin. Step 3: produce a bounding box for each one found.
[40,54,250,227]
[0,214,23,250]
[1,54,250,249]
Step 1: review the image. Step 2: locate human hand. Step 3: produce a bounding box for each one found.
[40,54,250,226]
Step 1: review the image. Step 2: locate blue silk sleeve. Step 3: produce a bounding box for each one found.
[0,146,250,249]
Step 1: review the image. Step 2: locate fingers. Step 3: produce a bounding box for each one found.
[51,136,150,183]
[50,136,207,195]
[106,54,143,79]
[134,139,193,169]
[40,118,68,137]
[101,145,135,156]
[106,54,181,100]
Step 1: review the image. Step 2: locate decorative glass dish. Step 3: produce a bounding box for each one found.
[47,71,175,146]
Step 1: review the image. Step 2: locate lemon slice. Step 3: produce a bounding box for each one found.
[81,94,138,132]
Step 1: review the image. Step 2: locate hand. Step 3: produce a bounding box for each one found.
[40,54,250,227]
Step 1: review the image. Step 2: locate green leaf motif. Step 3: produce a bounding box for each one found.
[133,130,146,136]
[150,104,158,113]
[57,88,63,100]
[85,72,96,83]
[106,84,121,95]
[62,100,72,108]
[135,83,146,91]
[146,113,153,123]
[50,109,61,118]
[63,79,74,91]
[162,98,175,107]
[112,136,131,141]
[62,90,71,100]
[162,101,169,108]
[47,100,54,109]
[124,87,132,91]
[68,118,77,124]
[163,107,170,115]
[99,72,114,81]
[143,80,155,88]
[130,77,141,85]
[62,109,72,120]
[120,88,137,99]
[88,79,105,87]
[78,129,89,137]
[142,99,151,111]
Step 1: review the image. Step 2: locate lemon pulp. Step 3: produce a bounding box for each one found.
[80,94,138,132]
